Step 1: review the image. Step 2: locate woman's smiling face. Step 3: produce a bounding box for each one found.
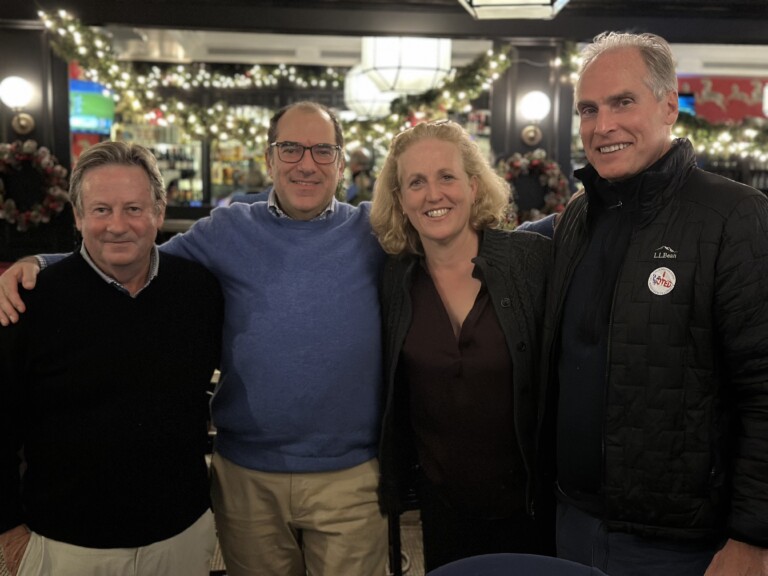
[398,137,477,249]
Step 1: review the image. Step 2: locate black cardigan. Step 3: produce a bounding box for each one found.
[377,228,551,518]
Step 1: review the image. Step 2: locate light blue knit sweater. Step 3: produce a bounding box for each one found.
[161,201,386,473]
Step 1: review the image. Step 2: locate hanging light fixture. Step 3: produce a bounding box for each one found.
[457,0,571,20]
[344,65,402,119]
[360,37,452,95]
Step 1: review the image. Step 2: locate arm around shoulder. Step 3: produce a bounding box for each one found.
[516,213,556,238]
[0,258,42,326]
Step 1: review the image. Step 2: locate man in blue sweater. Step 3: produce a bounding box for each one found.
[184,102,388,576]
[0,102,388,576]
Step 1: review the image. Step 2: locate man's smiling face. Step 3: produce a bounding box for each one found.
[576,47,678,182]
[266,107,344,220]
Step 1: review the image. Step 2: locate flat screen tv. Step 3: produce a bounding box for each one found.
[679,92,696,116]
[69,79,115,135]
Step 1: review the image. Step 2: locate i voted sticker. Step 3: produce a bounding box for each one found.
[648,267,676,296]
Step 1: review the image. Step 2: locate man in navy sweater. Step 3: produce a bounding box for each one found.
[0,141,223,575]
[0,102,388,576]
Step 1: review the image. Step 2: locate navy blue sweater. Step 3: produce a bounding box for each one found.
[0,252,223,547]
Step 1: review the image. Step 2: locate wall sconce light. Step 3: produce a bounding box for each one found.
[519,90,551,146]
[0,76,36,135]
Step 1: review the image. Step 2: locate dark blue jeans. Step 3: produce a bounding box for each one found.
[556,500,718,576]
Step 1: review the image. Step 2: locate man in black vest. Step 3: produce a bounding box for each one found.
[542,31,768,576]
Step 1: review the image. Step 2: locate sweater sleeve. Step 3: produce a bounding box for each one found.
[159,204,248,275]
[158,218,212,264]
[0,321,26,532]
[36,253,70,269]
[716,192,768,547]
[515,213,556,238]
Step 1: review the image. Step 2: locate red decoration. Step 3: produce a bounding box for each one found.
[0,140,70,232]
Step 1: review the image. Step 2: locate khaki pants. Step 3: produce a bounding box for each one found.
[17,510,215,576]
[211,453,388,576]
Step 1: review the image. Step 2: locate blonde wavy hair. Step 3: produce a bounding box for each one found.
[370,120,510,256]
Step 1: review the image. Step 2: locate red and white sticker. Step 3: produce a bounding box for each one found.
[648,267,676,296]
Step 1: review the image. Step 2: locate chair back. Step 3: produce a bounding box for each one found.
[426,553,607,576]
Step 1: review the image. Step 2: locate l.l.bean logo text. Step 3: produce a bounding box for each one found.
[653,245,678,259]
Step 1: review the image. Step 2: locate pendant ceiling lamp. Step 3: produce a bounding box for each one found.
[361,37,452,95]
[344,65,402,119]
[457,0,571,20]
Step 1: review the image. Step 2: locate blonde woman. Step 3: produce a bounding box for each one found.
[371,121,553,571]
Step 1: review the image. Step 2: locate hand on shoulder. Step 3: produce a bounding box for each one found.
[0,257,40,326]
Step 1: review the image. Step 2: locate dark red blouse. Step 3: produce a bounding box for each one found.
[401,263,526,519]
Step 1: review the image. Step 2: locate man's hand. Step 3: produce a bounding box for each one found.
[0,258,40,326]
[705,538,768,576]
[0,525,30,576]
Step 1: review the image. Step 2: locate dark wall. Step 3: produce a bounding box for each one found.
[0,22,75,261]
[0,22,70,165]
[491,44,562,159]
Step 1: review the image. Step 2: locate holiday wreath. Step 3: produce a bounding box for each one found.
[0,140,70,232]
[497,148,572,227]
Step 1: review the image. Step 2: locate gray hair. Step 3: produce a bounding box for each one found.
[370,120,509,256]
[578,31,678,100]
[69,141,166,216]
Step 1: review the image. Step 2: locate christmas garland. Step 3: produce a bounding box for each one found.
[39,10,511,153]
[0,140,70,232]
[497,148,571,225]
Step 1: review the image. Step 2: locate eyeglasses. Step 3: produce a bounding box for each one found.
[269,141,341,165]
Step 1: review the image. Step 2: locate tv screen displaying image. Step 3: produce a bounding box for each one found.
[70,79,115,135]
[679,92,696,116]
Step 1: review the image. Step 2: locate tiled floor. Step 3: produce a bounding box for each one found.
[398,510,425,576]
[210,541,226,574]
[209,510,425,575]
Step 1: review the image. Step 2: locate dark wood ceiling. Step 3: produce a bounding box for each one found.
[2,0,767,44]
[567,0,766,17]
[90,0,767,17]
[242,0,768,17]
